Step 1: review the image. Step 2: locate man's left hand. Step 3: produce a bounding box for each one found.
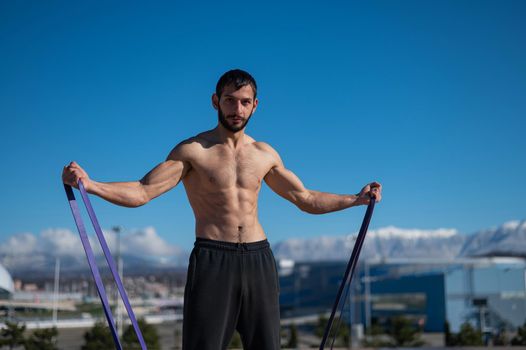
[356,182,382,205]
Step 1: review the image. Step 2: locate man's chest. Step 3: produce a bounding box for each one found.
[187,146,272,190]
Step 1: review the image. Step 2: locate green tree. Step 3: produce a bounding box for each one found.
[24,327,58,350]
[493,326,509,346]
[122,318,160,350]
[511,321,526,345]
[455,322,483,346]
[363,322,390,348]
[228,331,242,349]
[81,321,114,350]
[0,321,26,350]
[339,322,350,346]
[286,323,298,348]
[386,316,424,347]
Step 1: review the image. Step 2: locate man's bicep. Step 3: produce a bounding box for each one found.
[139,159,187,200]
[264,165,310,205]
[139,145,192,201]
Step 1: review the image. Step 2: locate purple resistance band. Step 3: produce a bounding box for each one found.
[64,180,147,350]
[319,196,376,350]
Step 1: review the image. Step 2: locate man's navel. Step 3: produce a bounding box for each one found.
[237,226,243,242]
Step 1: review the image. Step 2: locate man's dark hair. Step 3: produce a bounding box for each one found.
[216,69,257,99]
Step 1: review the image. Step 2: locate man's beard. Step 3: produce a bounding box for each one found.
[218,107,253,133]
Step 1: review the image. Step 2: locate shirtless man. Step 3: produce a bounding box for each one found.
[62,69,382,349]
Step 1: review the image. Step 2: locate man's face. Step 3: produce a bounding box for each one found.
[213,84,258,133]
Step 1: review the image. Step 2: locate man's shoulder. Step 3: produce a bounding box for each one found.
[166,134,208,161]
[252,140,281,162]
[252,140,277,153]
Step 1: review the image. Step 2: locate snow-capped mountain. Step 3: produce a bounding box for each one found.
[272,226,467,261]
[271,220,526,262]
[1,220,523,274]
[459,220,526,257]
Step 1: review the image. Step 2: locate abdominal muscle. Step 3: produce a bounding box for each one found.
[183,180,267,243]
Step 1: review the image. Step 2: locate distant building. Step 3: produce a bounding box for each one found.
[277,257,526,333]
[442,257,526,332]
[0,264,14,299]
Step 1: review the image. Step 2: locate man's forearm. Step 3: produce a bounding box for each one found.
[87,180,148,208]
[299,190,364,214]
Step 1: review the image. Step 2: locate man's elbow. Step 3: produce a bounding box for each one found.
[134,185,151,207]
[133,198,149,208]
[122,197,148,208]
[294,191,321,214]
[298,206,318,214]
[296,201,324,215]
[300,206,326,215]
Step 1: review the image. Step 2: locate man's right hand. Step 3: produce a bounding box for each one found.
[59,142,191,207]
[62,161,91,191]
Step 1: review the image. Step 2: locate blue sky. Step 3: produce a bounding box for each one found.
[1,1,525,250]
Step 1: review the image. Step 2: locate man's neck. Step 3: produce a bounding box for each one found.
[214,125,246,149]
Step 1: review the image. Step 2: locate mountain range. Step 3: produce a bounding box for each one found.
[1,219,524,277]
[272,220,526,262]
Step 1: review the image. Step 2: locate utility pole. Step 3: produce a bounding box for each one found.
[523,264,526,319]
[349,279,354,350]
[364,261,371,331]
[52,257,60,326]
[113,226,124,337]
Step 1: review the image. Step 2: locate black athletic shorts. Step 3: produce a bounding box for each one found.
[182,237,281,350]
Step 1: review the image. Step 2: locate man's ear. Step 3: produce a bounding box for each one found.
[212,93,219,110]
[253,98,259,112]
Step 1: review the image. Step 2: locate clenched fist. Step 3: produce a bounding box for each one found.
[62,161,91,190]
[356,182,382,205]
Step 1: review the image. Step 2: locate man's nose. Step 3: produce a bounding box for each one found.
[235,100,244,114]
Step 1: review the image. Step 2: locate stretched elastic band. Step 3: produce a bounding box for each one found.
[319,196,376,350]
[64,180,147,350]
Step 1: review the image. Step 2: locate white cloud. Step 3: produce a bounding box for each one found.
[40,228,86,257]
[122,226,178,257]
[0,232,38,255]
[0,227,180,260]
